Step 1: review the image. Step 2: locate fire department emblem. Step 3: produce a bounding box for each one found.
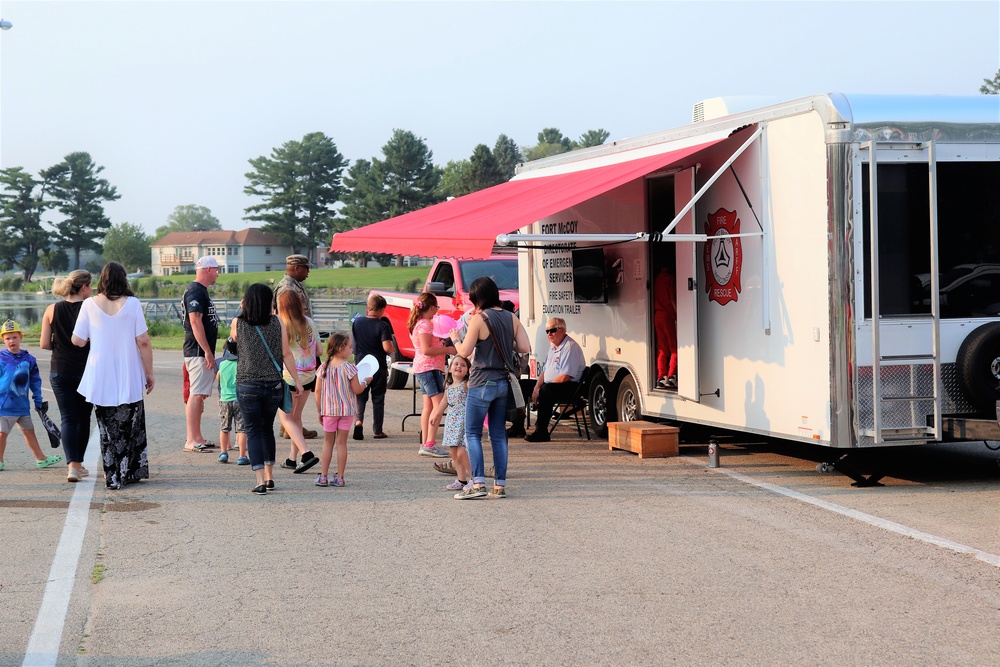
[703,208,742,306]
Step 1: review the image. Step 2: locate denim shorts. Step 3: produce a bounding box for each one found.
[416,369,445,397]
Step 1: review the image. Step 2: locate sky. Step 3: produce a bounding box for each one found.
[1,1,998,237]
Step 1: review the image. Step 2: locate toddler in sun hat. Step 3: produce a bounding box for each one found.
[0,320,60,471]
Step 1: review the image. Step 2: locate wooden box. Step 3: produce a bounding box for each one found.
[608,421,679,458]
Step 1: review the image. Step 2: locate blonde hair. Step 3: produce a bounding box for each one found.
[276,290,309,347]
[406,292,436,333]
[51,270,92,298]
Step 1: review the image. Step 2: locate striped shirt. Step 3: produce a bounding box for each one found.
[318,361,358,417]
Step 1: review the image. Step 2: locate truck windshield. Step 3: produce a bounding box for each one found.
[460,259,519,290]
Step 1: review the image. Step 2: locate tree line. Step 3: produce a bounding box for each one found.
[0,126,607,280]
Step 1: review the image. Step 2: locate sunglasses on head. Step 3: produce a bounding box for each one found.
[545,327,562,334]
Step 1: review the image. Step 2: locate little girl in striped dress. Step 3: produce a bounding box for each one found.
[314,333,371,487]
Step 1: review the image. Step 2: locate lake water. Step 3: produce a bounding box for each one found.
[0,294,57,327]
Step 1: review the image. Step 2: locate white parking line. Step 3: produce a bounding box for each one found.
[22,431,101,667]
[684,457,1000,569]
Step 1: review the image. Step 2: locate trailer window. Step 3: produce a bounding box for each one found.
[862,162,1000,318]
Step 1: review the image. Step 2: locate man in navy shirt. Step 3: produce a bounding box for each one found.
[182,256,220,452]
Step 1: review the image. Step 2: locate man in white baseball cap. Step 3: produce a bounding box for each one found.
[182,256,221,452]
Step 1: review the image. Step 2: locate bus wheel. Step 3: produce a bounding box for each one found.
[588,375,613,439]
[956,322,1000,414]
[616,374,640,423]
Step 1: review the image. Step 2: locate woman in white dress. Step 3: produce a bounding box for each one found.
[72,262,155,490]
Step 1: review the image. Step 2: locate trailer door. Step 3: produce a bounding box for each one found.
[674,167,700,401]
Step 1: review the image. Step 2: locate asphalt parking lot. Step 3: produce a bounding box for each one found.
[5,348,1000,666]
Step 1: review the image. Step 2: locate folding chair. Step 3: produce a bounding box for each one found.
[547,371,591,440]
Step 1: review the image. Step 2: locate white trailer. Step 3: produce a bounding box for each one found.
[502,93,1000,466]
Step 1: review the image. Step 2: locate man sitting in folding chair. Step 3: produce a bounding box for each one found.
[524,317,587,443]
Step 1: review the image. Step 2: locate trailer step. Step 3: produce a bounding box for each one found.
[862,427,936,444]
[878,354,935,363]
[881,394,935,402]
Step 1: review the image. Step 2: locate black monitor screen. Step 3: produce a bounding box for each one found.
[572,248,607,304]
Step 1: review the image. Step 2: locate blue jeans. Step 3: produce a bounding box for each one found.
[50,372,93,464]
[236,381,283,471]
[464,379,509,486]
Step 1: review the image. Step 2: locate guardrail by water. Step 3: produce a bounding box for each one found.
[141,298,355,335]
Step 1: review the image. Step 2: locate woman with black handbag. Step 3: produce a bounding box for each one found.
[229,283,304,495]
[449,277,531,499]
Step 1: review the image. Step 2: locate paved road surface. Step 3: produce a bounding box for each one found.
[4,348,1000,666]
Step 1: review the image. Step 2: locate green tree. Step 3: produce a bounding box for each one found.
[0,166,59,281]
[103,222,151,271]
[525,128,574,161]
[438,159,472,199]
[339,158,389,266]
[980,68,1000,94]
[576,129,610,148]
[46,152,121,270]
[373,129,443,218]
[493,134,523,181]
[370,129,443,265]
[244,131,347,265]
[467,144,505,192]
[154,204,221,240]
[39,248,70,274]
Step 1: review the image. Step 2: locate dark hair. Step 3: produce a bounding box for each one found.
[96,262,134,300]
[225,337,238,355]
[239,283,274,326]
[468,276,501,310]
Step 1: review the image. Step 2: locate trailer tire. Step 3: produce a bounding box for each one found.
[615,374,641,423]
[386,347,409,390]
[588,375,614,439]
[956,322,1000,414]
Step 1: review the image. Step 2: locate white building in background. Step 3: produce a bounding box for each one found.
[150,229,292,275]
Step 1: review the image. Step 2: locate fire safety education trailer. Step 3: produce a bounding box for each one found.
[502,93,1000,451]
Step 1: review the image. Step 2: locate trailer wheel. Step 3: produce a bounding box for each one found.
[386,346,409,390]
[588,375,613,439]
[615,374,640,423]
[956,322,1000,413]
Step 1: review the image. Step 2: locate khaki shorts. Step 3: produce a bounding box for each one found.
[184,357,215,397]
[0,414,34,433]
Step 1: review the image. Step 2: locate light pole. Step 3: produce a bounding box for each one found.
[0,19,12,31]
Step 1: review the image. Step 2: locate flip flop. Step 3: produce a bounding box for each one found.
[184,443,213,453]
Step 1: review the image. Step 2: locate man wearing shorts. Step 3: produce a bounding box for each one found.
[182,256,221,452]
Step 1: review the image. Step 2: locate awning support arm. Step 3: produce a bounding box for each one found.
[660,126,763,236]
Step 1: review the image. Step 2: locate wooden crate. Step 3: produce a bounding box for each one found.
[608,421,679,458]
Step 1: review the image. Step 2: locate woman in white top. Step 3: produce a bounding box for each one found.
[72,262,155,490]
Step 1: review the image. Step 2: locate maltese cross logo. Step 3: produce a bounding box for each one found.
[703,208,742,306]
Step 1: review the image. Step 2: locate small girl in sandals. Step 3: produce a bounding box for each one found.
[430,355,472,491]
[314,333,371,487]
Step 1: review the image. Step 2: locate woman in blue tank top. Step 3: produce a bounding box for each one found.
[449,277,530,499]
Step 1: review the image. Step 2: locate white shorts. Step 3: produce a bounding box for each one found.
[185,357,215,397]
